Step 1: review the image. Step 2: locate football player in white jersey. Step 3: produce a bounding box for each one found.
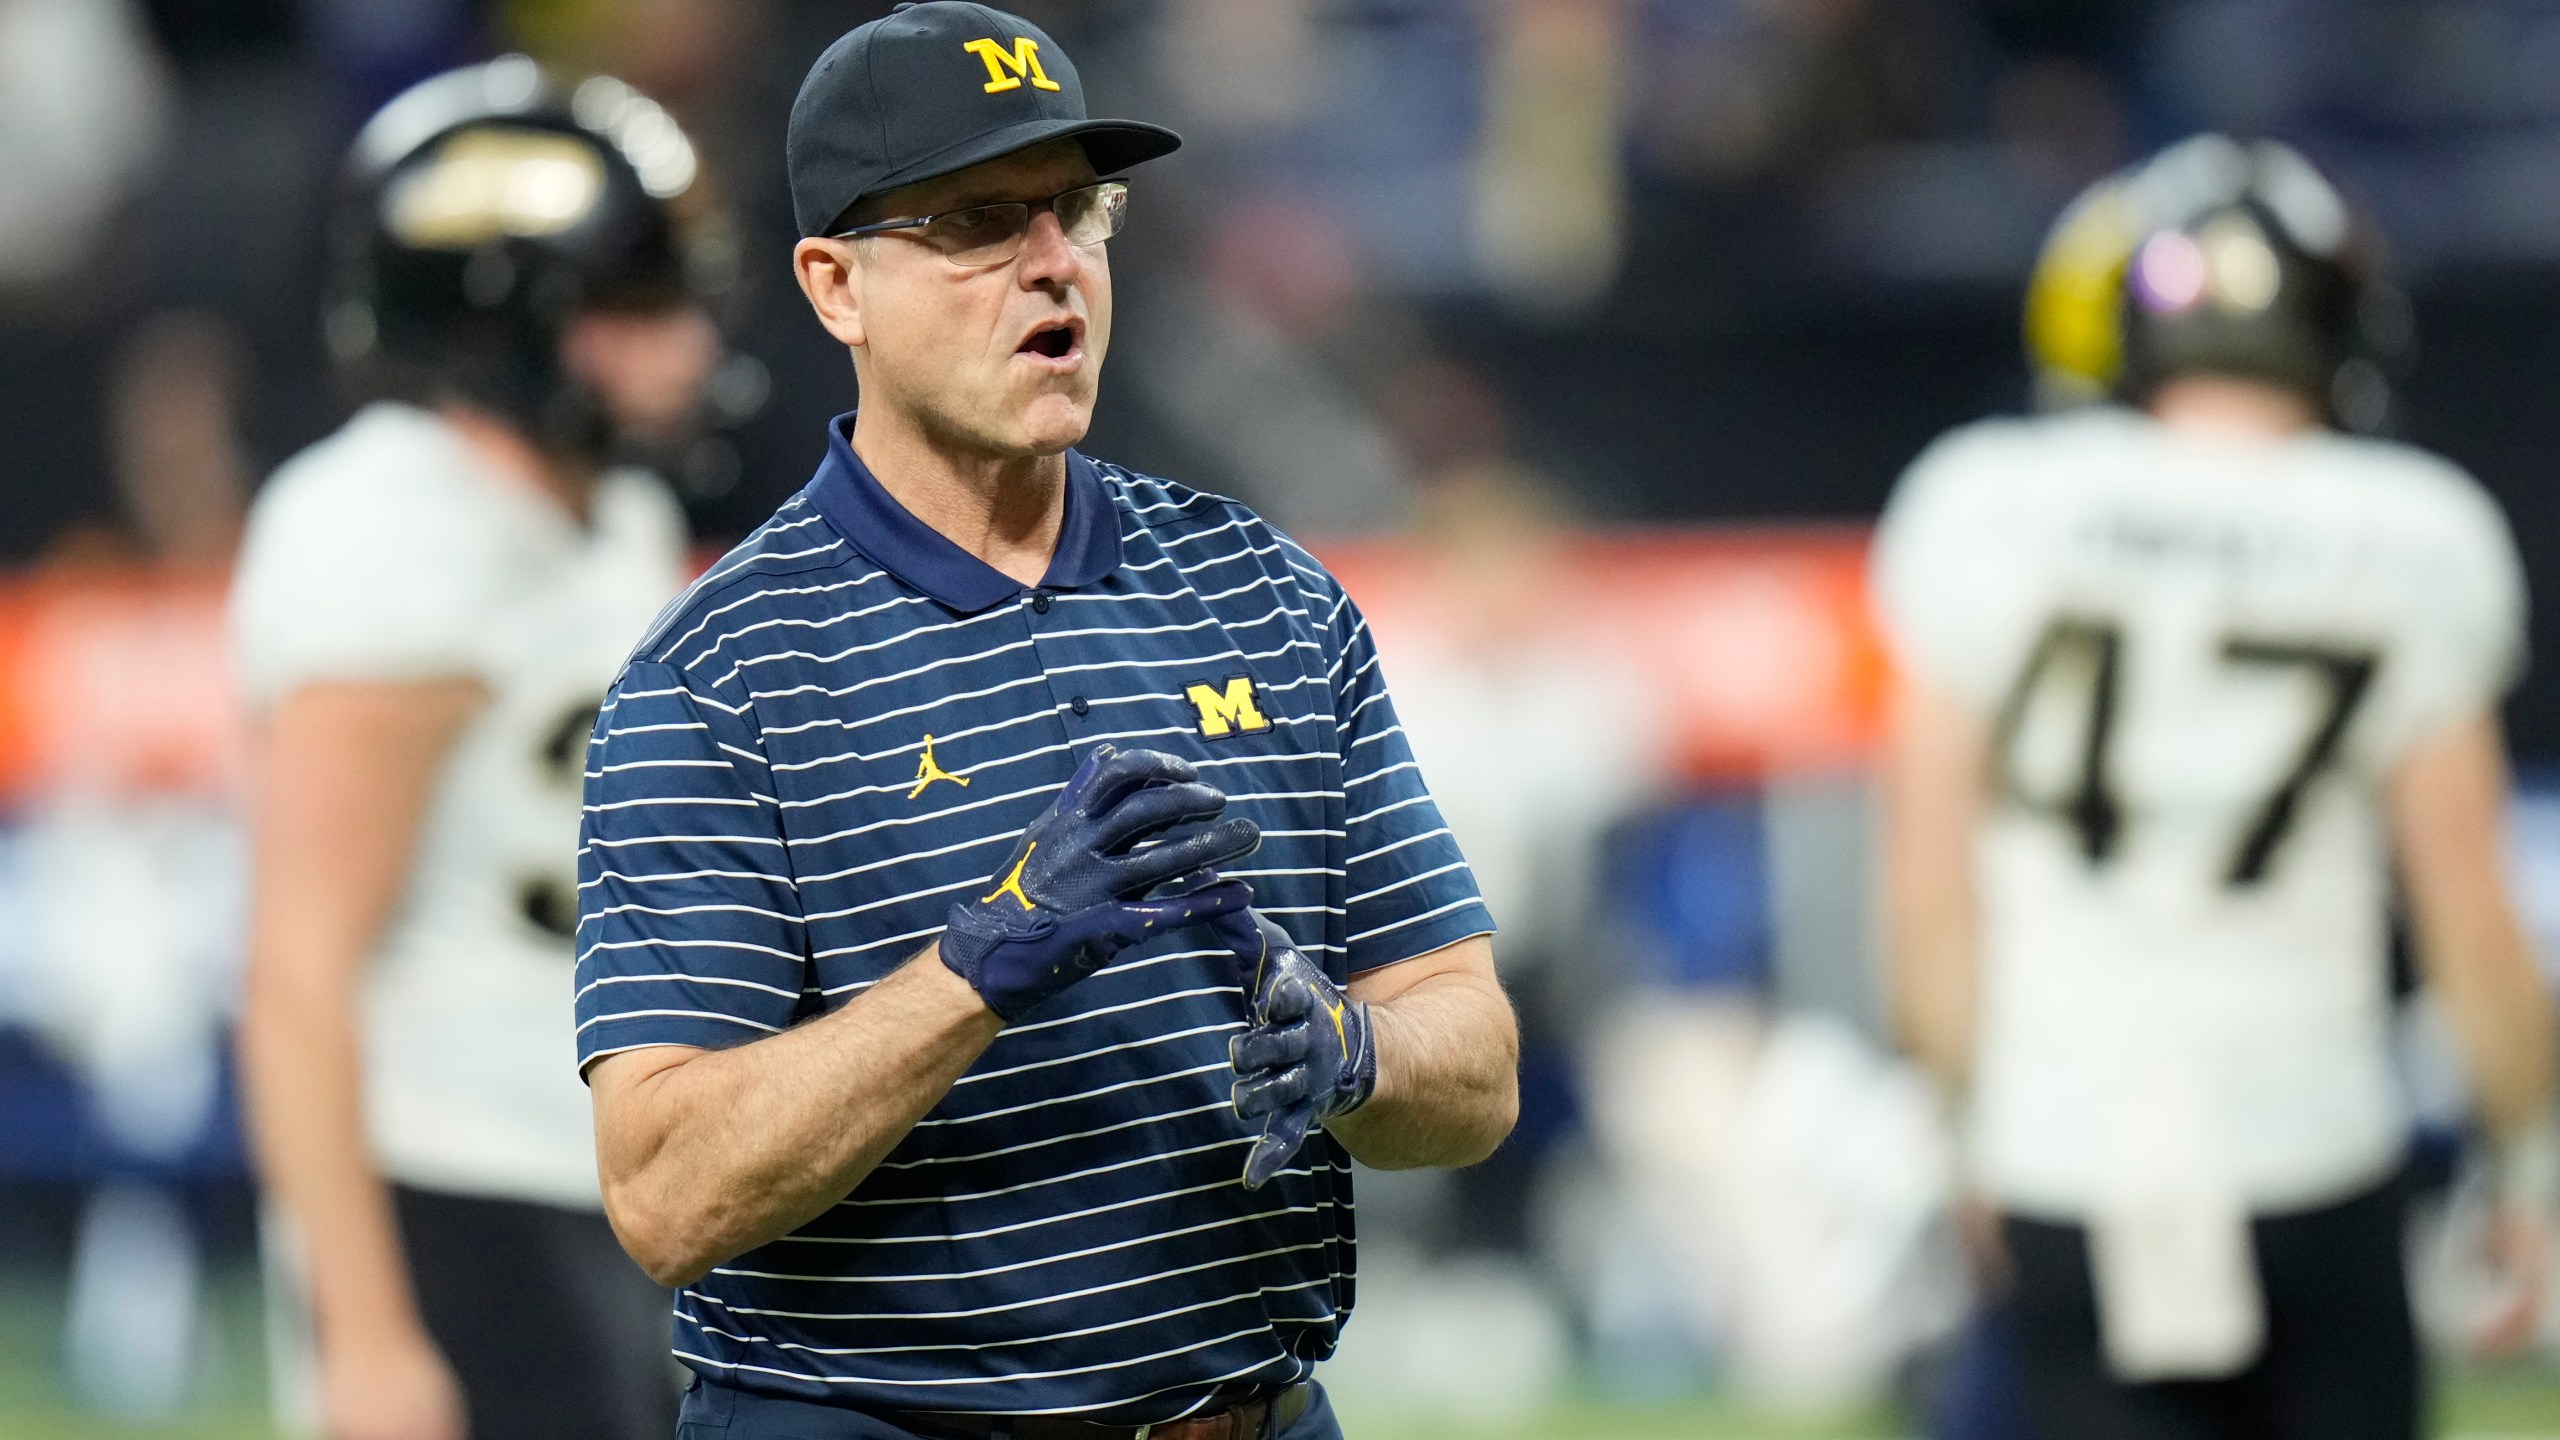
[231,61,717,1440]
[1876,135,2556,1440]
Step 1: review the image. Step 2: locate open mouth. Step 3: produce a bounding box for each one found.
[1017,321,1078,360]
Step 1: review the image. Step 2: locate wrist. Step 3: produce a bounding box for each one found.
[931,904,1046,1022]
[321,1300,436,1359]
[908,942,1008,1032]
[2494,1109,2560,1213]
[1338,997,1386,1116]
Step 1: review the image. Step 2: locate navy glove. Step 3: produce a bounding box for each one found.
[1217,909,1377,1189]
[940,745,1259,1021]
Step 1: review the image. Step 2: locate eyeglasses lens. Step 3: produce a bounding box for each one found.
[928,205,1028,264]
[1059,184,1128,246]
[924,183,1129,264]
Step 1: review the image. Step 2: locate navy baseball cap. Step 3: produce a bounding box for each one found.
[787,2,1183,238]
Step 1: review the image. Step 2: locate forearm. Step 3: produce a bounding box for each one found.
[238,961,421,1348]
[2392,713,2558,1143]
[1880,679,1988,1094]
[1889,923,1978,1094]
[598,946,1002,1284]
[1328,969,1518,1170]
[2429,920,2555,1141]
[238,680,482,1349]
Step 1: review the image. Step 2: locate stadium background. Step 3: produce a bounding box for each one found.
[8,0,2560,1435]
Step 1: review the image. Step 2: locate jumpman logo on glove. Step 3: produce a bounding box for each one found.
[1216,909,1377,1189]
[939,745,1260,1022]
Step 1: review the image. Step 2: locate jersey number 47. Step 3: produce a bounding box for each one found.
[1991,617,2379,888]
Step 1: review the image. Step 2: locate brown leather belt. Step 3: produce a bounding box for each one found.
[888,1383,1311,1440]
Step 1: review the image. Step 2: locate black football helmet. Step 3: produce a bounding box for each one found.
[2025,135,2404,430]
[326,56,724,460]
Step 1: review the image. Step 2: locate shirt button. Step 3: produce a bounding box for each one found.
[1031,592,1052,614]
[1069,695,1089,716]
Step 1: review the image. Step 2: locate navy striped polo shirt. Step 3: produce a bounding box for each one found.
[574,414,1493,1423]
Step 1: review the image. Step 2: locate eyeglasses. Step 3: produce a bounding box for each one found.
[830,179,1130,266]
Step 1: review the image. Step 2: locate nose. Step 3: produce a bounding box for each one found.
[1016,206,1081,291]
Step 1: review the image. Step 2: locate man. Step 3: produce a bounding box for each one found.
[1876,134,2555,1440]
[233,60,720,1440]
[574,7,1519,1438]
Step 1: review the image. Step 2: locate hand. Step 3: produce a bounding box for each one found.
[940,744,1259,1021]
[1956,1190,2013,1294]
[1217,909,1376,1189]
[2472,1200,2549,1360]
[2474,1123,2558,1360]
[320,1325,467,1440]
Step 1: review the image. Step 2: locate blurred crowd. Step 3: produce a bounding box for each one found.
[13,0,2560,1430]
[19,2,2560,555]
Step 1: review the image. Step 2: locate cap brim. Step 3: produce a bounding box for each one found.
[813,118,1183,235]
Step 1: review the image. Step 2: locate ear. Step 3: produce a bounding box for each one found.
[792,237,868,350]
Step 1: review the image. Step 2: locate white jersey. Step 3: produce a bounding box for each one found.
[231,403,687,1208]
[1875,407,2526,1217]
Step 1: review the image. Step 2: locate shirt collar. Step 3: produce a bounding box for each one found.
[805,412,1124,614]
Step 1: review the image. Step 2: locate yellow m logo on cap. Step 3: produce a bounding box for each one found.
[1185,676,1271,739]
[963,36,1062,94]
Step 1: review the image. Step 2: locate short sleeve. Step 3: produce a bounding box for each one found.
[2382,470,2529,746]
[230,457,501,705]
[574,661,807,1074]
[1871,427,2037,707]
[1326,585,1497,973]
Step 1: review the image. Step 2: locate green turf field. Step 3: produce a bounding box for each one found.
[0,1267,271,1440]
[5,1269,2560,1439]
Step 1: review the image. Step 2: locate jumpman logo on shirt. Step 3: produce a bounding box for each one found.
[909,734,971,799]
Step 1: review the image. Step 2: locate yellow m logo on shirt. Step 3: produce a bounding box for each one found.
[1185,676,1271,739]
[963,36,1062,94]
